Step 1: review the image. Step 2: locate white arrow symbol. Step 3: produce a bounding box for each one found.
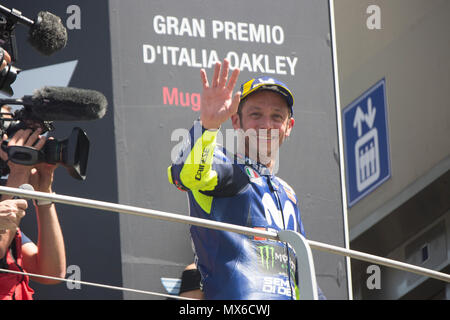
[9,60,78,99]
[353,106,365,137]
[365,97,376,129]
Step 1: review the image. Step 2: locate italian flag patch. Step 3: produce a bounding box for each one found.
[245,166,260,179]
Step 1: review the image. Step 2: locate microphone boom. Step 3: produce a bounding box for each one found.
[0,5,67,56]
[0,5,68,95]
[0,86,108,122]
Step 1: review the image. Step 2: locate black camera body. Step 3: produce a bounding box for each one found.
[0,116,90,180]
[0,5,68,96]
[0,14,21,96]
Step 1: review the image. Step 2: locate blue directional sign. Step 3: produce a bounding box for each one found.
[343,79,391,207]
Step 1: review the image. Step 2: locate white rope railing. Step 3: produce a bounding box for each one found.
[0,267,196,300]
[1,185,449,298]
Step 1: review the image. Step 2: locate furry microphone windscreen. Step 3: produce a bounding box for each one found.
[27,86,108,121]
[28,11,68,56]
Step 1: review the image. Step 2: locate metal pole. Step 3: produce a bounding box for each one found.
[307,239,450,284]
[0,185,279,240]
[279,230,318,300]
[1,185,450,284]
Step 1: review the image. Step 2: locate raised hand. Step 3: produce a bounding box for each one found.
[200,58,241,130]
[0,199,28,232]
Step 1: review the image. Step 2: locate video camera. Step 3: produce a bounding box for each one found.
[0,5,106,180]
[0,112,89,181]
[0,4,67,96]
[0,86,107,180]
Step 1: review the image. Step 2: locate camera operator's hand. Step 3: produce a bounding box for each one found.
[0,129,57,193]
[29,146,57,194]
[0,128,47,183]
[0,199,28,233]
[0,48,12,71]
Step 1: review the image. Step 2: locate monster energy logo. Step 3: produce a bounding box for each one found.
[257,244,297,275]
[259,245,275,270]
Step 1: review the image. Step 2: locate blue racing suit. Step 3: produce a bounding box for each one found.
[168,120,307,300]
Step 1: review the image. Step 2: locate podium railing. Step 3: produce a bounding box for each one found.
[1,185,449,300]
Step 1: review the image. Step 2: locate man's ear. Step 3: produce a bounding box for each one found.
[231,113,241,130]
[285,117,295,137]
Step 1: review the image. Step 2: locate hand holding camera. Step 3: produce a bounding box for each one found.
[0,48,11,71]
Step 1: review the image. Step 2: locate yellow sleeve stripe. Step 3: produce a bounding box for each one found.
[167,165,174,184]
[179,129,218,191]
[192,190,213,214]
